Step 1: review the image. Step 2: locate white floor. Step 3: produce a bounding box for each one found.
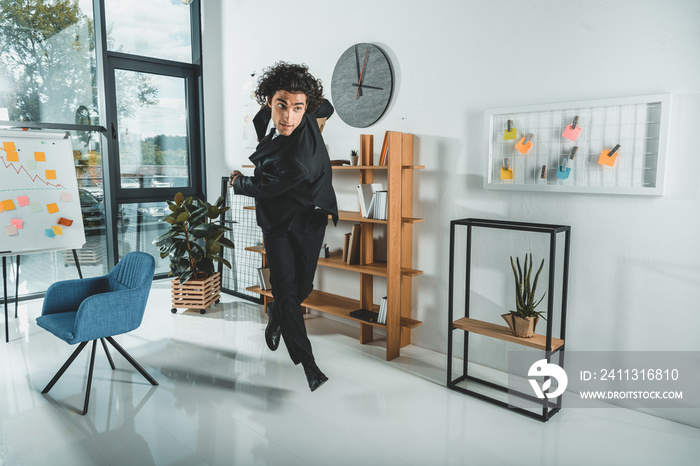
[1,280,699,466]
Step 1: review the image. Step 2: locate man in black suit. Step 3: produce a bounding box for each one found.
[230,62,338,392]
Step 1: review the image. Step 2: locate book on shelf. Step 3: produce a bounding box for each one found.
[377,297,387,324]
[349,309,377,323]
[342,232,351,262]
[257,267,271,290]
[346,224,361,265]
[357,183,382,218]
[372,190,388,220]
[379,131,389,166]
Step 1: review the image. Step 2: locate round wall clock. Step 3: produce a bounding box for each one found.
[331,43,394,128]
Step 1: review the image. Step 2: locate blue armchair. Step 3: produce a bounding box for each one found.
[36,251,158,415]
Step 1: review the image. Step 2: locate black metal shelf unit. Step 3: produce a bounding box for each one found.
[447,218,571,422]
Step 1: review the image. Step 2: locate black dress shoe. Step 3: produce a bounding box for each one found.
[265,302,281,351]
[303,363,328,392]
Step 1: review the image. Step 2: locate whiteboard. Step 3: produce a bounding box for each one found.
[485,94,670,195]
[0,130,86,255]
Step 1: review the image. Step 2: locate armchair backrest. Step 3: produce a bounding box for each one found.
[108,252,156,293]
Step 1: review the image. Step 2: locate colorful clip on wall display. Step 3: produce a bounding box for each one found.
[515,133,533,154]
[504,119,517,140]
[557,158,571,180]
[540,164,547,180]
[598,144,621,167]
[569,146,578,160]
[562,115,582,141]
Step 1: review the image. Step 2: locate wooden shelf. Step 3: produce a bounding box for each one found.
[332,165,424,170]
[246,286,422,329]
[338,210,424,224]
[245,247,423,277]
[333,165,387,170]
[241,207,423,224]
[452,317,564,351]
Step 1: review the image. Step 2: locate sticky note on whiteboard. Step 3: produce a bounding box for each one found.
[6,151,19,162]
[17,195,29,207]
[45,169,57,180]
[500,167,514,180]
[2,199,16,211]
[45,228,55,238]
[52,226,63,236]
[60,192,72,202]
[3,142,16,152]
[46,203,59,214]
[11,219,23,229]
[5,225,18,237]
[34,152,46,161]
[562,125,582,141]
[504,128,517,140]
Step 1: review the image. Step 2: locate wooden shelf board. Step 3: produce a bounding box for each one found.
[452,317,564,351]
[331,165,423,170]
[338,210,423,224]
[244,249,422,277]
[333,165,387,170]
[240,207,422,224]
[318,254,423,277]
[246,286,422,329]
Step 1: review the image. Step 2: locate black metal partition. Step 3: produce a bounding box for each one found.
[447,218,571,422]
[218,177,263,304]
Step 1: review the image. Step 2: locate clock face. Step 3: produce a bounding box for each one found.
[331,43,393,128]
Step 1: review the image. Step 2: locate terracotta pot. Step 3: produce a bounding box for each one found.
[501,313,539,338]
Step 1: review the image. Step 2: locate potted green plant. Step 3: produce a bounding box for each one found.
[153,192,234,314]
[350,149,359,166]
[502,253,546,337]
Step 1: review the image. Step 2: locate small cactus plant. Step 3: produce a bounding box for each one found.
[350,149,358,157]
[509,253,547,319]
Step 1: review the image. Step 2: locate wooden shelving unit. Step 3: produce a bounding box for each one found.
[246,131,423,360]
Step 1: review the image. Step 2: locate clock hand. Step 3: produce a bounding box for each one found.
[355,48,369,100]
[352,83,383,90]
[354,45,363,98]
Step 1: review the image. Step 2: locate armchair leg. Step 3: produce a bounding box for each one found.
[100,338,115,370]
[105,337,158,386]
[82,340,98,415]
[42,341,89,394]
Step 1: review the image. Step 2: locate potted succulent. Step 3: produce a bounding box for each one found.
[502,253,546,337]
[350,149,359,166]
[153,193,234,314]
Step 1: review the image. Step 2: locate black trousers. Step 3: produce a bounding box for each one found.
[263,212,327,365]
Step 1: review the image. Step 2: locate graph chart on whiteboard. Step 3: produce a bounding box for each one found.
[0,130,85,255]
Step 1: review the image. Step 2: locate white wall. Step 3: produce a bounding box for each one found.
[202,0,700,427]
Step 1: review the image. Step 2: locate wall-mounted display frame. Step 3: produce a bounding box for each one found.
[485,94,671,196]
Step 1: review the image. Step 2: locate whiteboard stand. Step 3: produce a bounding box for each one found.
[3,250,82,343]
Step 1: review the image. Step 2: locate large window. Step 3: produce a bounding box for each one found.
[0,0,203,301]
[105,0,192,63]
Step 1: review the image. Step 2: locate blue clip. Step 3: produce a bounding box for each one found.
[557,157,571,180]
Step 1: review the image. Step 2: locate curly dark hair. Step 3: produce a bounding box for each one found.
[255,62,324,114]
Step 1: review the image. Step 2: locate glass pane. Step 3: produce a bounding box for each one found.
[117,201,170,275]
[5,129,108,299]
[115,71,190,189]
[0,0,98,124]
[105,0,192,63]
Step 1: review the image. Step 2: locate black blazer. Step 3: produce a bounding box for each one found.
[233,114,338,233]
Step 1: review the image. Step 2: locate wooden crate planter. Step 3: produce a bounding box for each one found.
[171,272,221,314]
